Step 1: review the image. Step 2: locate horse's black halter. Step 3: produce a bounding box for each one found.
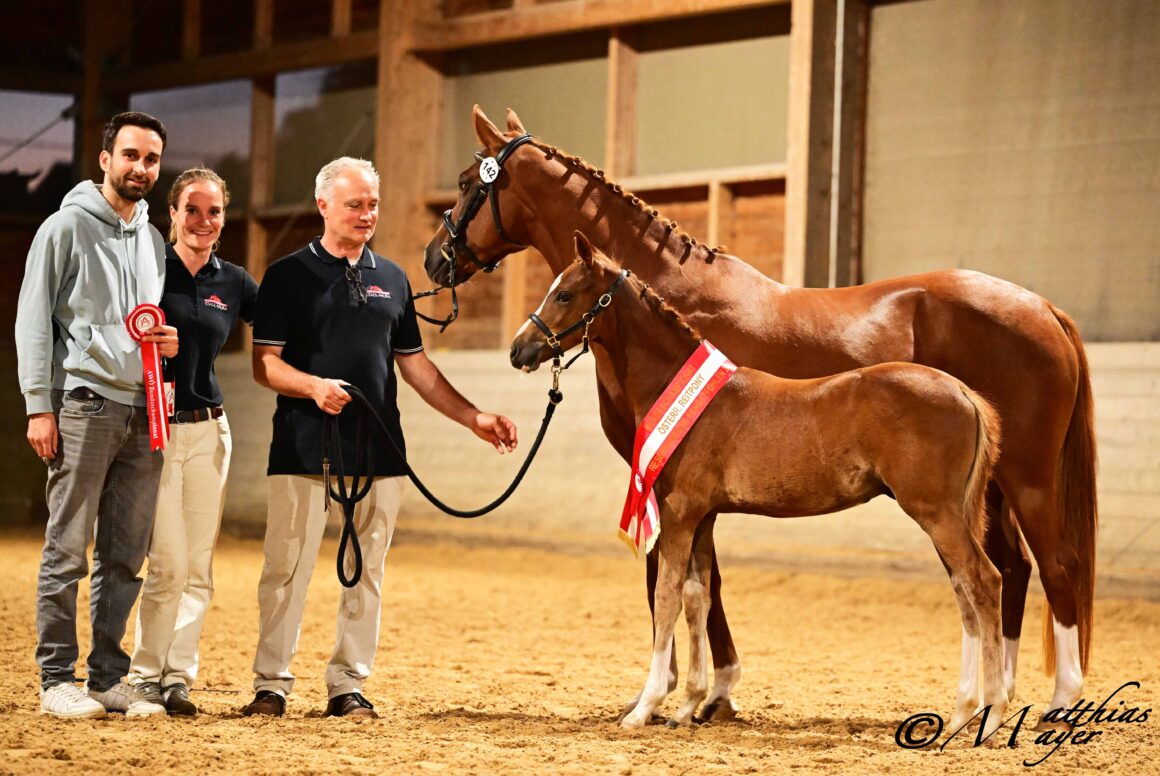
[529,269,629,370]
[414,133,536,331]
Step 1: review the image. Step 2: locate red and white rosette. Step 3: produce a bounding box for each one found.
[126,303,169,451]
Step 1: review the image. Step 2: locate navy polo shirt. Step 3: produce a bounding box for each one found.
[161,244,258,412]
[253,238,423,477]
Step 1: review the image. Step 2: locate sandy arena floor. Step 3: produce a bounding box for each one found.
[0,527,1157,775]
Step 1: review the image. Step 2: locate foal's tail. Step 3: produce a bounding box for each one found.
[1042,305,1099,676]
[960,388,1002,548]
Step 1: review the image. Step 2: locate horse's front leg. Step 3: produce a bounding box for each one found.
[671,518,716,727]
[616,539,679,724]
[621,519,696,729]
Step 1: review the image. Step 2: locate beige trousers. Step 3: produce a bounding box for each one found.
[252,474,403,699]
[129,415,232,688]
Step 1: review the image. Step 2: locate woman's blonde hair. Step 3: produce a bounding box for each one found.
[167,167,231,244]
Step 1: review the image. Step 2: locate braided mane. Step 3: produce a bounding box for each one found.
[529,138,726,264]
[618,271,702,342]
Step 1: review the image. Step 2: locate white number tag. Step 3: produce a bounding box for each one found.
[479,157,500,184]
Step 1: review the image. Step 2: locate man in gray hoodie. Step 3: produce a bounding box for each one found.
[16,111,180,719]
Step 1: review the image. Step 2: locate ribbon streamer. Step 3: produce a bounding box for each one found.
[125,303,169,451]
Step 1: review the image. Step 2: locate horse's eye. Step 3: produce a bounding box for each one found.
[458,180,468,192]
[555,291,572,304]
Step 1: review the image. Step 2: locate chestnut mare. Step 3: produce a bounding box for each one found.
[424,107,1097,720]
[510,235,1007,732]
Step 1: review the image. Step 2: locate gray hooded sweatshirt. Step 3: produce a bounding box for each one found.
[16,181,166,413]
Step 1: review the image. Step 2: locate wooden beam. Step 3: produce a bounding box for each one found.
[0,69,80,94]
[106,31,378,93]
[254,0,274,49]
[183,0,202,59]
[783,0,836,288]
[605,29,638,179]
[411,0,788,52]
[833,0,869,286]
[246,76,276,291]
[332,0,353,36]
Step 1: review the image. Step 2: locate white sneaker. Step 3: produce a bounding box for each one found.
[40,682,107,719]
[88,681,166,717]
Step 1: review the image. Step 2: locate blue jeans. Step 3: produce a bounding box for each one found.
[36,389,164,691]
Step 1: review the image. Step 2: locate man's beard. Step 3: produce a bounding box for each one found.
[109,172,153,202]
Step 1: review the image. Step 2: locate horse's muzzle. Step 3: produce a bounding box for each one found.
[510,339,547,372]
[423,237,453,286]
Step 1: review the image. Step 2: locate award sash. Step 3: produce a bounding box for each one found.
[126,303,169,451]
[618,341,736,555]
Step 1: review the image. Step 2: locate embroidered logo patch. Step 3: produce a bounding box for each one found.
[366,285,391,299]
[204,294,228,311]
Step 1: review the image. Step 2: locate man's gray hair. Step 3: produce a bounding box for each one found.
[315,157,380,203]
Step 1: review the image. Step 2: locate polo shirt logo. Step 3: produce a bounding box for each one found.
[204,294,229,311]
[366,285,391,299]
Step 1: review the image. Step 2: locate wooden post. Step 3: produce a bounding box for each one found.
[707,180,735,250]
[76,0,131,182]
[833,0,869,286]
[332,0,353,37]
[246,76,275,288]
[254,0,274,49]
[374,0,442,288]
[784,0,836,288]
[183,0,202,59]
[501,250,530,342]
[605,28,638,178]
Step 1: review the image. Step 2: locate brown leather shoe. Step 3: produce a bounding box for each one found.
[325,692,378,718]
[242,690,285,717]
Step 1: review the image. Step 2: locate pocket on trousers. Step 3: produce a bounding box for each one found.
[60,391,106,417]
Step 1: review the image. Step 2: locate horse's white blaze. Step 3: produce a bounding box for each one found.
[1047,619,1083,712]
[515,271,566,340]
[1003,637,1020,698]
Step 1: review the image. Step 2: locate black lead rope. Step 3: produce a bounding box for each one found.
[321,374,565,587]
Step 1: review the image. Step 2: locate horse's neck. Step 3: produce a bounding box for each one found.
[593,287,701,419]
[521,155,714,290]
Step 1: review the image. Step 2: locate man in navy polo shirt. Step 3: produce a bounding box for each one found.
[245,157,518,719]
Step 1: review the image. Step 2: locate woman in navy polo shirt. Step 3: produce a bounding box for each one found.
[127,168,257,715]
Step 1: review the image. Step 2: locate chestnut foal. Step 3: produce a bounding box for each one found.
[511,235,1007,734]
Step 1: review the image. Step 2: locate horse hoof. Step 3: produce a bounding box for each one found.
[1033,716,1073,733]
[696,700,739,723]
[666,718,680,729]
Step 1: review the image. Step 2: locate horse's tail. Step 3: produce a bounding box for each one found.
[1041,305,1099,676]
[960,387,1002,549]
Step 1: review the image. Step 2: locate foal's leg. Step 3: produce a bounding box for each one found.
[618,548,679,724]
[923,513,1008,740]
[671,520,716,727]
[622,520,696,729]
[982,485,1032,700]
[699,519,742,722]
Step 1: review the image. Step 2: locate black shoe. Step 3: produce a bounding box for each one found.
[163,683,198,716]
[242,690,285,717]
[324,692,378,718]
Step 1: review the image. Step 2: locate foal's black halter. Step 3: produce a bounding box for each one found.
[414,133,536,331]
[529,269,629,370]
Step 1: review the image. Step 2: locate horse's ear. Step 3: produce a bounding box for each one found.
[472,104,505,155]
[573,231,595,267]
[506,108,527,134]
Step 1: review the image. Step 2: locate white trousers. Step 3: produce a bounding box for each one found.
[129,415,232,688]
[252,474,402,699]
